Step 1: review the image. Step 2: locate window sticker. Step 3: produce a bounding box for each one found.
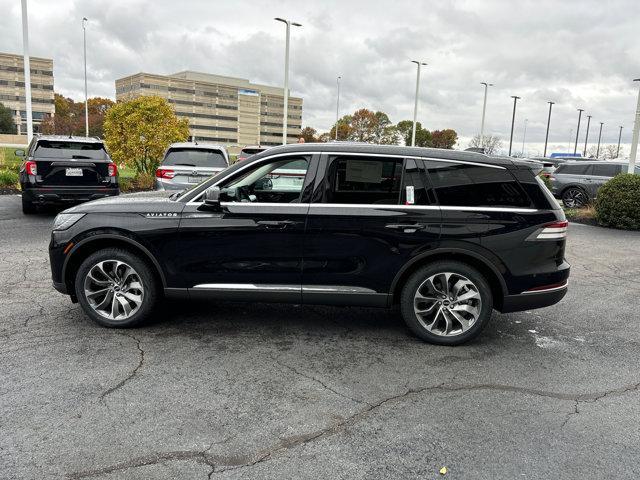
[345,160,383,183]
[406,185,415,205]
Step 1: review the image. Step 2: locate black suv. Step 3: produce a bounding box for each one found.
[49,144,569,345]
[19,135,119,213]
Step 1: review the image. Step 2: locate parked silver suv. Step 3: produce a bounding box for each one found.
[155,143,229,191]
[549,161,639,207]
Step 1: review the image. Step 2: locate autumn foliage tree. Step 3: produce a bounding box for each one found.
[41,94,114,137]
[103,96,190,174]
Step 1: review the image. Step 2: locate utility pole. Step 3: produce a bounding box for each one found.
[479,82,493,149]
[543,101,554,157]
[629,79,640,173]
[574,108,584,155]
[596,122,604,158]
[410,61,427,147]
[508,95,520,156]
[583,115,592,156]
[83,17,89,137]
[20,0,33,143]
[616,126,623,158]
[334,76,341,140]
[275,17,302,145]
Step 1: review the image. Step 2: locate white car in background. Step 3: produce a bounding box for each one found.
[155,143,229,191]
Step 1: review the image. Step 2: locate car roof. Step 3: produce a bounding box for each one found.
[240,145,267,151]
[34,135,104,144]
[561,160,628,166]
[256,143,515,167]
[168,142,227,151]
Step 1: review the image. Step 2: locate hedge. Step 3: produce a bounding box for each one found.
[595,173,640,230]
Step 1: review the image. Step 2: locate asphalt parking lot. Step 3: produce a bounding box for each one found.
[1,193,640,479]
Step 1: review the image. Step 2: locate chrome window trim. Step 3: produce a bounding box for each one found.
[219,202,310,208]
[309,204,539,213]
[186,150,507,205]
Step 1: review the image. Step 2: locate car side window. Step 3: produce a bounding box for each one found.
[591,164,619,177]
[324,155,403,204]
[425,161,531,208]
[400,158,431,205]
[218,155,309,203]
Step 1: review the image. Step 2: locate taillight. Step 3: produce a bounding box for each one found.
[532,220,568,240]
[25,161,37,176]
[541,172,551,178]
[156,168,175,179]
[108,163,118,177]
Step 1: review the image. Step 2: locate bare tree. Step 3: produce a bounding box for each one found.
[603,144,623,159]
[468,134,503,155]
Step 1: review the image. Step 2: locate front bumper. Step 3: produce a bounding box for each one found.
[23,186,119,204]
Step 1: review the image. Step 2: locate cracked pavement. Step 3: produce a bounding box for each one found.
[1,194,640,479]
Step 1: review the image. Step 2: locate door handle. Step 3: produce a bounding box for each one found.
[385,223,426,233]
[257,220,297,229]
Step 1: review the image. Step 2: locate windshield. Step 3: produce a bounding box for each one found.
[240,148,264,156]
[34,140,109,160]
[163,148,227,168]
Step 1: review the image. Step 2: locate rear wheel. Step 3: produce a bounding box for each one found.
[400,261,493,345]
[75,248,159,328]
[562,187,588,208]
[22,196,36,214]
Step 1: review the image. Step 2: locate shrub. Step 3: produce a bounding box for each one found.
[595,173,640,230]
[0,169,19,188]
[134,172,155,191]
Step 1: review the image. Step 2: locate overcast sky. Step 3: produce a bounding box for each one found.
[2,0,639,155]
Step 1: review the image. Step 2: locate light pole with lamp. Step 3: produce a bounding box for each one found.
[479,82,493,149]
[410,61,427,147]
[508,95,520,156]
[334,76,341,140]
[543,101,554,157]
[274,17,302,145]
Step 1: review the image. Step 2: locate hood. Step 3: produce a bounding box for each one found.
[64,190,186,215]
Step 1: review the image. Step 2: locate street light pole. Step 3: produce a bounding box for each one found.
[574,108,584,155]
[596,122,604,158]
[83,17,88,137]
[521,118,528,156]
[275,17,301,145]
[583,114,592,156]
[410,61,427,147]
[20,0,33,144]
[543,101,554,157]
[616,126,623,159]
[334,76,341,140]
[629,79,640,173]
[479,82,493,149]
[508,95,520,156]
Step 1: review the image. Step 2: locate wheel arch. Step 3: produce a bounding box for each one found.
[62,232,167,294]
[390,248,507,310]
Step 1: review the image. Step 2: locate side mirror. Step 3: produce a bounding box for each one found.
[15,149,25,157]
[202,186,221,211]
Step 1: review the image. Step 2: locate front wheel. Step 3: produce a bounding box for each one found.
[562,187,588,208]
[400,261,493,345]
[75,248,159,328]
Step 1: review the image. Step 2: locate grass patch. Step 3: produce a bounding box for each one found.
[0,147,23,172]
[0,169,19,188]
[564,204,597,225]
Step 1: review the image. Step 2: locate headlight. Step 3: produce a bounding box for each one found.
[52,213,85,231]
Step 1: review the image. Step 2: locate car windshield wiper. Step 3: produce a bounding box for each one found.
[71,155,93,159]
[172,163,196,167]
[169,190,185,200]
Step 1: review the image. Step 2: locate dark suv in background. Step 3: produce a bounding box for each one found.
[550,161,639,207]
[49,143,569,345]
[19,135,119,214]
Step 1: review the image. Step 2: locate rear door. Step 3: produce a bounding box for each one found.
[32,140,112,186]
[302,154,441,306]
[590,163,621,196]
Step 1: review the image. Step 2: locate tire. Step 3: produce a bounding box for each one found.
[399,261,493,346]
[562,187,589,208]
[74,248,159,328]
[22,196,36,214]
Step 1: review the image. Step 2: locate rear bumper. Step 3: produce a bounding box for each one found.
[22,186,119,204]
[499,281,569,313]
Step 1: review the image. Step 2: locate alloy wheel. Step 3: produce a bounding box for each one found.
[413,272,482,337]
[563,188,587,208]
[83,260,144,321]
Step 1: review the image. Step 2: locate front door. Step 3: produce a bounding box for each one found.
[176,153,315,302]
[302,154,441,306]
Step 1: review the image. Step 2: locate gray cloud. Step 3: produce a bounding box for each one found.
[1,0,639,153]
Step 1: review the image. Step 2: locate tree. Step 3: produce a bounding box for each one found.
[468,134,503,155]
[329,117,352,141]
[41,93,114,137]
[603,144,623,159]
[103,96,190,174]
[299,127,318,143]
[396,120,432,147]
[0,102,16,134]
[431,129,458,149]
